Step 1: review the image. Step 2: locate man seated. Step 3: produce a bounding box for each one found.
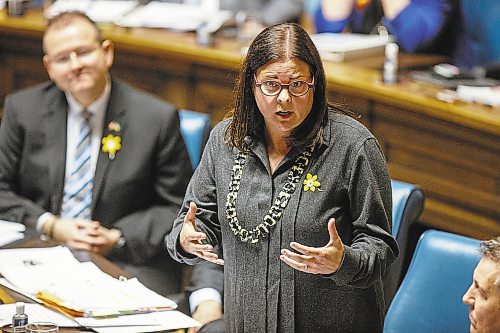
[187,262,224,333]
[0,11,192,297]
[462,236,500,333]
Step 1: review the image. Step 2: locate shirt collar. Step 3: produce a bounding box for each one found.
[65,80,111,118]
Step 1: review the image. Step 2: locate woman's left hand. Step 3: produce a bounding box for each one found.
[279,218,344,275]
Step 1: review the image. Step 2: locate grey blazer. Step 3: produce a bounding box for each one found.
[167,112,399,332]
[0,78,193,296]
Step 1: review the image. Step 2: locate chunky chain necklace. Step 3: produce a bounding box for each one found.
[225,145,314,244]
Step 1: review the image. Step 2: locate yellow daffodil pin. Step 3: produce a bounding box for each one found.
[102,134,121,160]
[303,173,321,192]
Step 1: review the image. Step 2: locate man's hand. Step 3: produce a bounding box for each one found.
[91,226,122,255]
[47,217,109,253]
[188,300,223,333]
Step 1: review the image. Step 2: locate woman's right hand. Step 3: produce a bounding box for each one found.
[179,202,224,265]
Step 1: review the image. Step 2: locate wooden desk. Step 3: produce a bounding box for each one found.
[0,10,498,239]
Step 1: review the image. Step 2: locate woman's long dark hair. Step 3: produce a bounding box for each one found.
[225,23,352,151]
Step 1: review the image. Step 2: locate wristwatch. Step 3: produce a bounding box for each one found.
[115,232,126,248]
[116,236,126,248]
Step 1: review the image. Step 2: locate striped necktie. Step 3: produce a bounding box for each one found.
[61,109,93,220]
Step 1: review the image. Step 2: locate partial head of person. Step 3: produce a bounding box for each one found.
[42,11,114,106]
[463,236,500,333]
[225,22,329,151]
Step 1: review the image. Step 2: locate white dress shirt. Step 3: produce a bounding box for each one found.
[36,82,111,230]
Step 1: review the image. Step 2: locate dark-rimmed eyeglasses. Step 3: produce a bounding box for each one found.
[254,75,315,97]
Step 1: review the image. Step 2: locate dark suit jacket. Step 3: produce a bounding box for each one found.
[0,78,193,296]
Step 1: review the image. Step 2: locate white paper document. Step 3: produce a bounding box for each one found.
[0,303,78,327]
[76,310,201,331]
[0,246,198,331]
[36,266,178,316]
[45,0,92,17]
[0,246,82,295]
[85,1,139,23]
[0,247,176,317]
[0,220,25,247]
[45,0,139,23]
[456,85,500,106]
[0,246,79,269]
[0,278,41,303]
[0,287,198,331]
[116,1,232,31]
[311,33,393,62]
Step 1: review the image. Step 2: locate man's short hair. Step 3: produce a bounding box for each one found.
[480,236,500,262]
[42,11,102,53]
[479,236,500,289]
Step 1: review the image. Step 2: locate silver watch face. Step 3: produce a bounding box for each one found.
[117,236,126,248]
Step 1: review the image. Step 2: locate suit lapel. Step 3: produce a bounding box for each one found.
[45,91,68,214]
[92,82,126,210]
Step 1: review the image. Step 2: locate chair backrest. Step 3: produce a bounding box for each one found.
[178,110,211,169]
[391,180,425,242]
[383,180,425,308]
[384,229,481,333]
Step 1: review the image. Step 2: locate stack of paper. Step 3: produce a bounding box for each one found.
[0,220,25,247]
[86,1,140,24]
[0,303,200,332]
[0,246,200,331]
[44,0,93,18]
[45,0,232,31]
[76,310,201,333]
[116,1,232,31]
[0,247,176,316]
[311,33,393,62]
[45,0,139,23]
[456,85,500,107]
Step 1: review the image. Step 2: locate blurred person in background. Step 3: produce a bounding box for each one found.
[0,11,192,297]
[450,0,500,69]
[308,0,500,69]
[311,0,455,54]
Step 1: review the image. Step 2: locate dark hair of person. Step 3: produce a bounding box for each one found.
[42,11,102,54]
[224,22,355,151]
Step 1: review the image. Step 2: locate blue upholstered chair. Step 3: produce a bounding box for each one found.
[171,111,211,311]
[383,180,425,308]
[384,230,481,333]
[178,110,211,169]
